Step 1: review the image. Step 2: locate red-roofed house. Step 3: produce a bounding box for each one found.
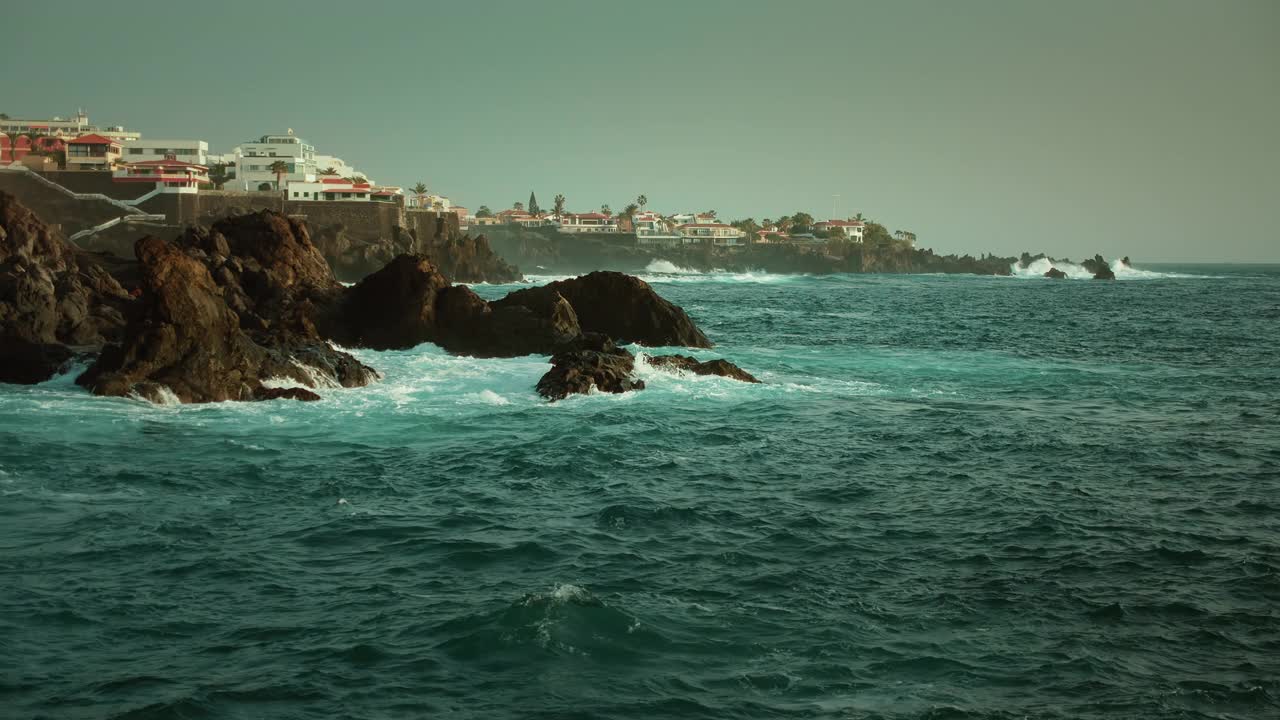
[66,134,122,171]
[678,223,746,247]
[813,219,865,241]
[112,155,210,194]
[559,212,618,233]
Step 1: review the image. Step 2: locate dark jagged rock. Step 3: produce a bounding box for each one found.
[426,234,521,285]
[323,254,451,350]
[1082,254,1116,280]
[494,271,712,348]
[435,284,581,357]
[255,386,322,402]
[1044,267,1068,279]
[0,338,75,385]
[646,354,761,383]
[77,235,376,404]
[536,334,644,401]
[0,191,132,352]
[322,254,576,356]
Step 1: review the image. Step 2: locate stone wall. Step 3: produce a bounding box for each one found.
[37,171,152,201]
[0,170,133,237]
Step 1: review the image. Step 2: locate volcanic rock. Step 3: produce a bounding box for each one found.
[255,386,322,402]
[1044,267,1068,279]
[77,235,375,403]
[1082,254,1116,280]
[494,271,712,348]
[646,354,761,383]
[0,191,131,355]
[536,334,645,401]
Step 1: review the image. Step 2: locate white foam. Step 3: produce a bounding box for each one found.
[1011,257,1215,280]
[643,259,699,274]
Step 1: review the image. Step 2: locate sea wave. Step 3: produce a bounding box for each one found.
[1010,257,1215,280]
[638,260,797,285]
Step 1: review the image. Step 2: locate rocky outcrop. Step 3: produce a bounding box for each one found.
[536,334,645,401]
[425,234,521,285]
[1082,254,1115,280]
[646,354,761,383]
[1044,267,1068,279]
[3,200,732,403]
[0,191,132,383]
[494,271,712,348]
[76,234,375,403]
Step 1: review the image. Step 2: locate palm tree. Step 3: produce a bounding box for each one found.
[514,201,524,211]
[351,175,368,185]
[269,160,289,191]
[600,204,612,216]
[209,163,230,190]
[411,182,428,208]
[636,194,648,211]
[319,167,339,176]
[622,202,639,222]
[553,193,566,219]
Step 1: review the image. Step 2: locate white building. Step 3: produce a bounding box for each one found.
[813,219,865,241]
[228,132,317,191]
[677,223,746,246]
[0,110,140,142]
[122,139,209,166]
[286,178,402,203]
[559,212,618,233]
[634,211,680,246]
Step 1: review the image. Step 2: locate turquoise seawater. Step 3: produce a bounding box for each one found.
[2,264,1278,719]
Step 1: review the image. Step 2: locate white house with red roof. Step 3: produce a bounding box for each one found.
[634,211,680,246]
[286,178,402,203]
[813,219,865,241]
[559,212,619,233]
[677,222,746,247]
[66,134,123,171]
[112,155,210,194]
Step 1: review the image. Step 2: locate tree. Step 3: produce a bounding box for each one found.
[636,194,648,210]
[528,191,540,215]
[553,193,566,219]
[776,216,795,234]
[0,113,9,120]
[268,160,289,190]
[702,209,717,219]
[731,218,761,236]
[514,201,524,211]
[258,182,274,192]
[319,167,339,176]
[351,175,368,185]
[600,204,612,216]
[209,163,230,190]
[411,182,428,207]
[476,205,493,218]
[791,212,814,230]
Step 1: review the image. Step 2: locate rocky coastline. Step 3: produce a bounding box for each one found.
[1,192,755,402]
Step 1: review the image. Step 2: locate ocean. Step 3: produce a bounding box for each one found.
[2,263,1278,719]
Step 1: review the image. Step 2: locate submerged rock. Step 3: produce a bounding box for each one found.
[646,354,761,383]
[494,271,712,348]
[255,386,322,402]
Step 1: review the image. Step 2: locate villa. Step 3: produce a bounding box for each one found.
[112,155,210,194]
[559,212,618,233]
[813,219,865,241]
[634,211,680,247]
[287,177,402,203]
[677,223,746,246]
[65,134,123,171]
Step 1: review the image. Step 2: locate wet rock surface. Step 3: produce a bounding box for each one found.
[646,354,761,383]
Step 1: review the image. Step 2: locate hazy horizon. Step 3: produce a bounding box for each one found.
[3,0,1277,262]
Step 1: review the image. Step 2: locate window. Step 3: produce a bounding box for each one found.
[129,148,143,155]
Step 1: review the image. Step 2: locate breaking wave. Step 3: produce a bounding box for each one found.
[1010,257,1214,280]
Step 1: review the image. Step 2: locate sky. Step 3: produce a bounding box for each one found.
[3,0,1277,262]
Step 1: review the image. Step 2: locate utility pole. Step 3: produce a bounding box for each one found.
[831,194,840,221]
